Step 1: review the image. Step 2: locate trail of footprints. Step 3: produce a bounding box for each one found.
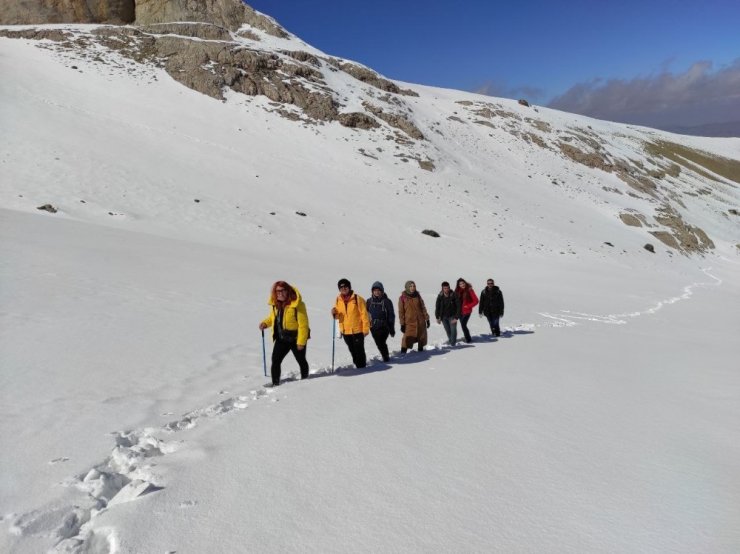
[7,387,272,552]
[6,269,719,552]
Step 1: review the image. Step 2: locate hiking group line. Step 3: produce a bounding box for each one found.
[259,277,505,387]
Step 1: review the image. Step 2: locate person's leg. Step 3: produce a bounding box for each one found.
[492,316,501,337]
[460,314,472,342]
[442,318,452,344]
[290,342,309,379]
[372,328,390,361]
[486,314,496,335]
[270,339,291,386]
[352,333,367,368]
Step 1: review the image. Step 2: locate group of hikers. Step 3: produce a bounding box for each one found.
[259,278,505,387]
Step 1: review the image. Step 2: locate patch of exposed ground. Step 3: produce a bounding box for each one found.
[645,140,740,185]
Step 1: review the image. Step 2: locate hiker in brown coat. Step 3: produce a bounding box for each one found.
[398,280,430,352]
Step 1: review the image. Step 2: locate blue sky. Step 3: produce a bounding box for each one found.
[246,0,740,129]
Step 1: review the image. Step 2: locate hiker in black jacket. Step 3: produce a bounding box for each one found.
[435,281,461,346]
[479,278,505,337]
[366,281,395,362]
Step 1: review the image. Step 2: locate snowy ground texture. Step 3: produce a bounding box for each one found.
[1,19,740,554]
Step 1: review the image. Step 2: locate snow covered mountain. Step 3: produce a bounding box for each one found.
[1,2,739,553]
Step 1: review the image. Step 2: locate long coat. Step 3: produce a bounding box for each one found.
[398,292,429,347]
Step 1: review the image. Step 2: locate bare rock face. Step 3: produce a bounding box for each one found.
[135,0,287,36]
[0,0,135,24]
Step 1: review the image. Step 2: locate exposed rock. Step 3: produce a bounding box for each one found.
[281,50,320,67]
[649,231,678,250]
[653,205,715,253]
[518,98,530,107]
[37,203,58,213]
[729,209,739,216]
[643,243,655,253]
[135,0,288,36]
[418,160,435,172]
[362,102,423,140]
[0,27,72,42]
[337,112,379,130]
[138,22,233,41]
[447,116,465,123]
[0,0,135,25]
[474,120,496,129]
[422,229,440,238]
[558,143,614,172]
[619,213,644,227]
[339,62,418,96]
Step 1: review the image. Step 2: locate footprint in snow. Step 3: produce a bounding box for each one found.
[49,457,70,464]
[179,500,197,509]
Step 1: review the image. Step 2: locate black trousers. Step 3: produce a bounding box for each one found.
[271,339,309,385]
[460,313,472,342]
[343,333,367,368]
[370,328,390,361]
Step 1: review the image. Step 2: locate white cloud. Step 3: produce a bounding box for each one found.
[548,59,740,128]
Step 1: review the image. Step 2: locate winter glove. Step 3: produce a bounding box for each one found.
[426,320,430,329]
[400,325,406,333]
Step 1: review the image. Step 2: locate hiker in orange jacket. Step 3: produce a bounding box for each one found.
[331,278,370,368]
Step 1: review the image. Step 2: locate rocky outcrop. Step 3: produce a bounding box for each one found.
[135,0,287,36]
[0,0,286,36]
[0,0,135,24]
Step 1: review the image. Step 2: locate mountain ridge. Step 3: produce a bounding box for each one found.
[1,1,738,257]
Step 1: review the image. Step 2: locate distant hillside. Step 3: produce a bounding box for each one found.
[663,121,740,139]
[1,0,739,258]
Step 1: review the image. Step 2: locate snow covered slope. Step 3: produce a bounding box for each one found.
[1,10,739,554]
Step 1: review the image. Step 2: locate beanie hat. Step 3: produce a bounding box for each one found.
[371,281,384,292]
[441,281,450,288]
[404,280,415,293]
[337,278,351,290]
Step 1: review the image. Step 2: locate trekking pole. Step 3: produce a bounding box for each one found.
[261,329,267,377]
[331,319,336,372]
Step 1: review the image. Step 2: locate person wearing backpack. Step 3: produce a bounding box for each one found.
[258,281,310,386]
[479,278,505,337]
[455,277,479,343]
[398,280,430,353]
[331,278,370,368]
[366,281,395,362]
[435,281,460,346]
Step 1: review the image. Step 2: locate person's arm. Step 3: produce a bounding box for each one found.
[296,302,309,348]
[398,296,406,332]
[478,290,485,315]
[359,295,370,335]
[435,295,441,321]
[259,309,274,330]
[386,298,396,334]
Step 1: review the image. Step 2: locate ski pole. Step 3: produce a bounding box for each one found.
[261,329,267,377]
[331,319,336,372]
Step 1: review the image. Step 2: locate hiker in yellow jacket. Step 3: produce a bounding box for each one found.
[259,281,309,386]
[331,278,370,368]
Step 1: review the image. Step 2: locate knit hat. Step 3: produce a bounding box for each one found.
[404,280,415,293]
[337,278,351,290]
[371,281,384,292]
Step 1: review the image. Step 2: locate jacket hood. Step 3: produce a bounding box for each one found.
[371,281,384,293]
[267,286,302,307]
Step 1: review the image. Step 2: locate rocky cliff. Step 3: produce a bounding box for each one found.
[0,0,283,34]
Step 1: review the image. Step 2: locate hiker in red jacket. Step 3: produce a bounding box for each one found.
[455,277,479,343]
